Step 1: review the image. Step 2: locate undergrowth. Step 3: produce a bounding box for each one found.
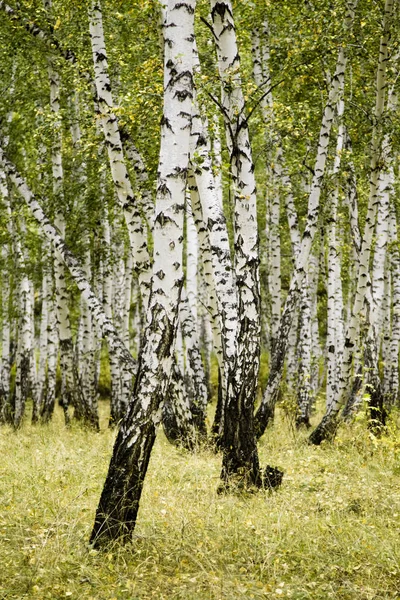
[0,404,399,599]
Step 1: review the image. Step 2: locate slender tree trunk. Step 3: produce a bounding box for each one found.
[33,270,49,423]
[88,0,151,308]
[296,279,312,427]
[0,170,11,423]
[180,290,208,437]
[90,0,195,546]
[385,203,400,406]
[188,173,224,438]
[13,234,33,429]
[326,93,345,412]
[210,0,262,488]
[41,270,58,422]
[189,107,236,445]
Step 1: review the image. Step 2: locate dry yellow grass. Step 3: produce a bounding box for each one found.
[0,403,399,599]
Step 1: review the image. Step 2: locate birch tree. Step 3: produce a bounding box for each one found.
[90,0,196,545]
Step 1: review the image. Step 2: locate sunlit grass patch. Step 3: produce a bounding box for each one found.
[0,403,399,599]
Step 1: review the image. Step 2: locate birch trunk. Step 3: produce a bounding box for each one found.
[88,1,151,309]
[296,279,312,428]
[180,290,208,437]
[211,0,262,487]
[35,269,48,421]
[326,94,345,411]
[78,250,100,430]
[40,269,58,423]
[0,170,11,423]
[189,105,236,445]
[188,173,224,435]
[386,204,400,406]
[0,148,136,375]
[13,234,34,428]
[46,43,77,425]
[90,0,195,545]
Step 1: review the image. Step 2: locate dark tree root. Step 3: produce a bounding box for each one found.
[217,464,284,494]
[295,414,311,429]
[263,465,284,490]
[308,413,339,445]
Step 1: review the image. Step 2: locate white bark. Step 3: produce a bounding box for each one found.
[180,289,208,434]
[385,203,400,405]
[310,0,394,443]
[212,116,223,208]
[326,93,346,411]
[255,5,355,437]
[0,169,11,421]
[13,232,34,428]
[297,278,312,427]
[88,0,151,307]
[186,200,198,328]
[0,147,136,374]
[90,0,196,545]
[210,0,262,484]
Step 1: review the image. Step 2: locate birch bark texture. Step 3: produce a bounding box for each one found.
[309,0,394,444]
[90,0,196,545]
[210,0,262,487]
[254,1,357,438]
[88,1,152,309]
[0,146,136,374]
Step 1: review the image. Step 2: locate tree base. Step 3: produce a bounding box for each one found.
[308,413,339,445]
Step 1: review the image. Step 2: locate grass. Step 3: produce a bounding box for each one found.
[0,404,400,599]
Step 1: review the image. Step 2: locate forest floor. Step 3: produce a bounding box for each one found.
[0,403,399,600]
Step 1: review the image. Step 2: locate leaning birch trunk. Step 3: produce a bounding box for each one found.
[0,148,136,375]
[254,30,350,438]
[309,0,394,444]
[89,0,195,546]
[211,0,262,487]
[88,1,151,309]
